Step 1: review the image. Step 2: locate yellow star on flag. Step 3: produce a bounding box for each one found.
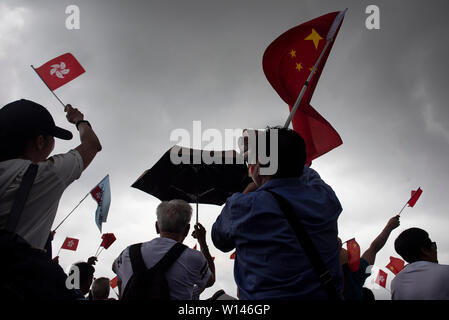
[289,49,296,58]
[304,28,323,49]
[295,62,303,72]
[309,67,316,74]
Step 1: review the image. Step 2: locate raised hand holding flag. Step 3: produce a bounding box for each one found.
[375,269,388,288]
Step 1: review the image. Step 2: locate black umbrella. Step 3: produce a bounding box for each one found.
[131,145,252,223]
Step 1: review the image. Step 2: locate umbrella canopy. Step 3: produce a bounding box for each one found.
[132,146,252,206]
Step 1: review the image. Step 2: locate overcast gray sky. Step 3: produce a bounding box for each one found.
[1,0,449,300]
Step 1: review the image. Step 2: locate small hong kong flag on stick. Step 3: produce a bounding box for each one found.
[95,233,116,257]
[375,269,388,288]
[33,53,85,91]
[61,237,79,251]
[386,256,405,275]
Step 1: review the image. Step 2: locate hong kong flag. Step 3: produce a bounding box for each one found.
[91,175,111,232]
[33,53,85,91]
[263,10,346,164]
[375,269,388,288]
[61,237,79,251]
[100,233,116,249]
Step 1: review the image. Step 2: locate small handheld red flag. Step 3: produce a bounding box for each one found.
[100,233,116,249]
[230,251,236,260]
[34,53,85,91]
[375,269,388,288]
[408,188,423,207]
[110,276,118,289]
[346,238,361,272]
[386,256,405,275]
[61,237,79,251]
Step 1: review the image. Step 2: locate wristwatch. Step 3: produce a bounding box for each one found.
[75,120,91,130]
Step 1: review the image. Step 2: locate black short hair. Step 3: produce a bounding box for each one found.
[394,228,432,263]
[258,126,306,178]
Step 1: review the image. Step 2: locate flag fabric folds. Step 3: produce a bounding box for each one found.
[386,256,405,275]
[110,276,118,289]
[61,237,79,251]
[408,188,423,207]
[375,269,388,288]
[100,233,116,249]
[91,175,111,232]
[346,238,361,272]
[263,11,345,164]
[34,53,85,91]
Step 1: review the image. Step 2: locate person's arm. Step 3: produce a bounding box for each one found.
[361,216,400,265]
[65,104,102,170]
[193,223,215,288]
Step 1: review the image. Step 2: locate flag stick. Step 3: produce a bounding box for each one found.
[284,40,331,128]
[53,192,91,232]
[96,247,105,258]
[30,65,66,109]
[56,245,63,257]
[398,187,421,216]
[94,243,102,257]
[284,9,347,128]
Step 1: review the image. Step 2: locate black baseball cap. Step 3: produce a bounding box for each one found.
[0,99,72,140]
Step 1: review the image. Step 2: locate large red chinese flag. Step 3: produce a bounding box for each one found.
[263,11,345,164]
[61,237,79,251]
[34,53,85,91]
[375,269,388,288]
[100,233,116,249]
[408,188,423,207]
[386,256,405,275]
[346,238,361,272]
[110,276,118,289]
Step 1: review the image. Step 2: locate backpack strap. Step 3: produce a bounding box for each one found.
[129,242,187,274]
[266,190,341,301]
[4,164,39,233]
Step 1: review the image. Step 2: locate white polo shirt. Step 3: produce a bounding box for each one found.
[114,237,212,300]
[391,261,449,300]
[0,150,83,249]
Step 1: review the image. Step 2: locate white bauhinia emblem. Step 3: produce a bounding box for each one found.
[50,62,70,79]
[67,240,74,247]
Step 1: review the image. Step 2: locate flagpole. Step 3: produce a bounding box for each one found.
[398,186,421,216]
[94,243,102,257]
[30,65,66,109]
[284,8,347,129]
[53,192,91,232]
[284,40,331,128]
[56,244,63,257]
[96,247,105,258]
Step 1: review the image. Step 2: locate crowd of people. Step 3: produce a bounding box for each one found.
[1,99,448,300]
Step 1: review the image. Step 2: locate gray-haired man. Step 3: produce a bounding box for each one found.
[113,199,215,299]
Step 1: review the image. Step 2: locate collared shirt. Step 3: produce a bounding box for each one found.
[113,237,212,300]
[0,150,83,249]
[391,261,449,300]
[212,166,344,300]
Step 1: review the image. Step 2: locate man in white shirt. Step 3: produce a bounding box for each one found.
[113,199,215,300]
[391,227,449,300]
[0,99,102,249]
